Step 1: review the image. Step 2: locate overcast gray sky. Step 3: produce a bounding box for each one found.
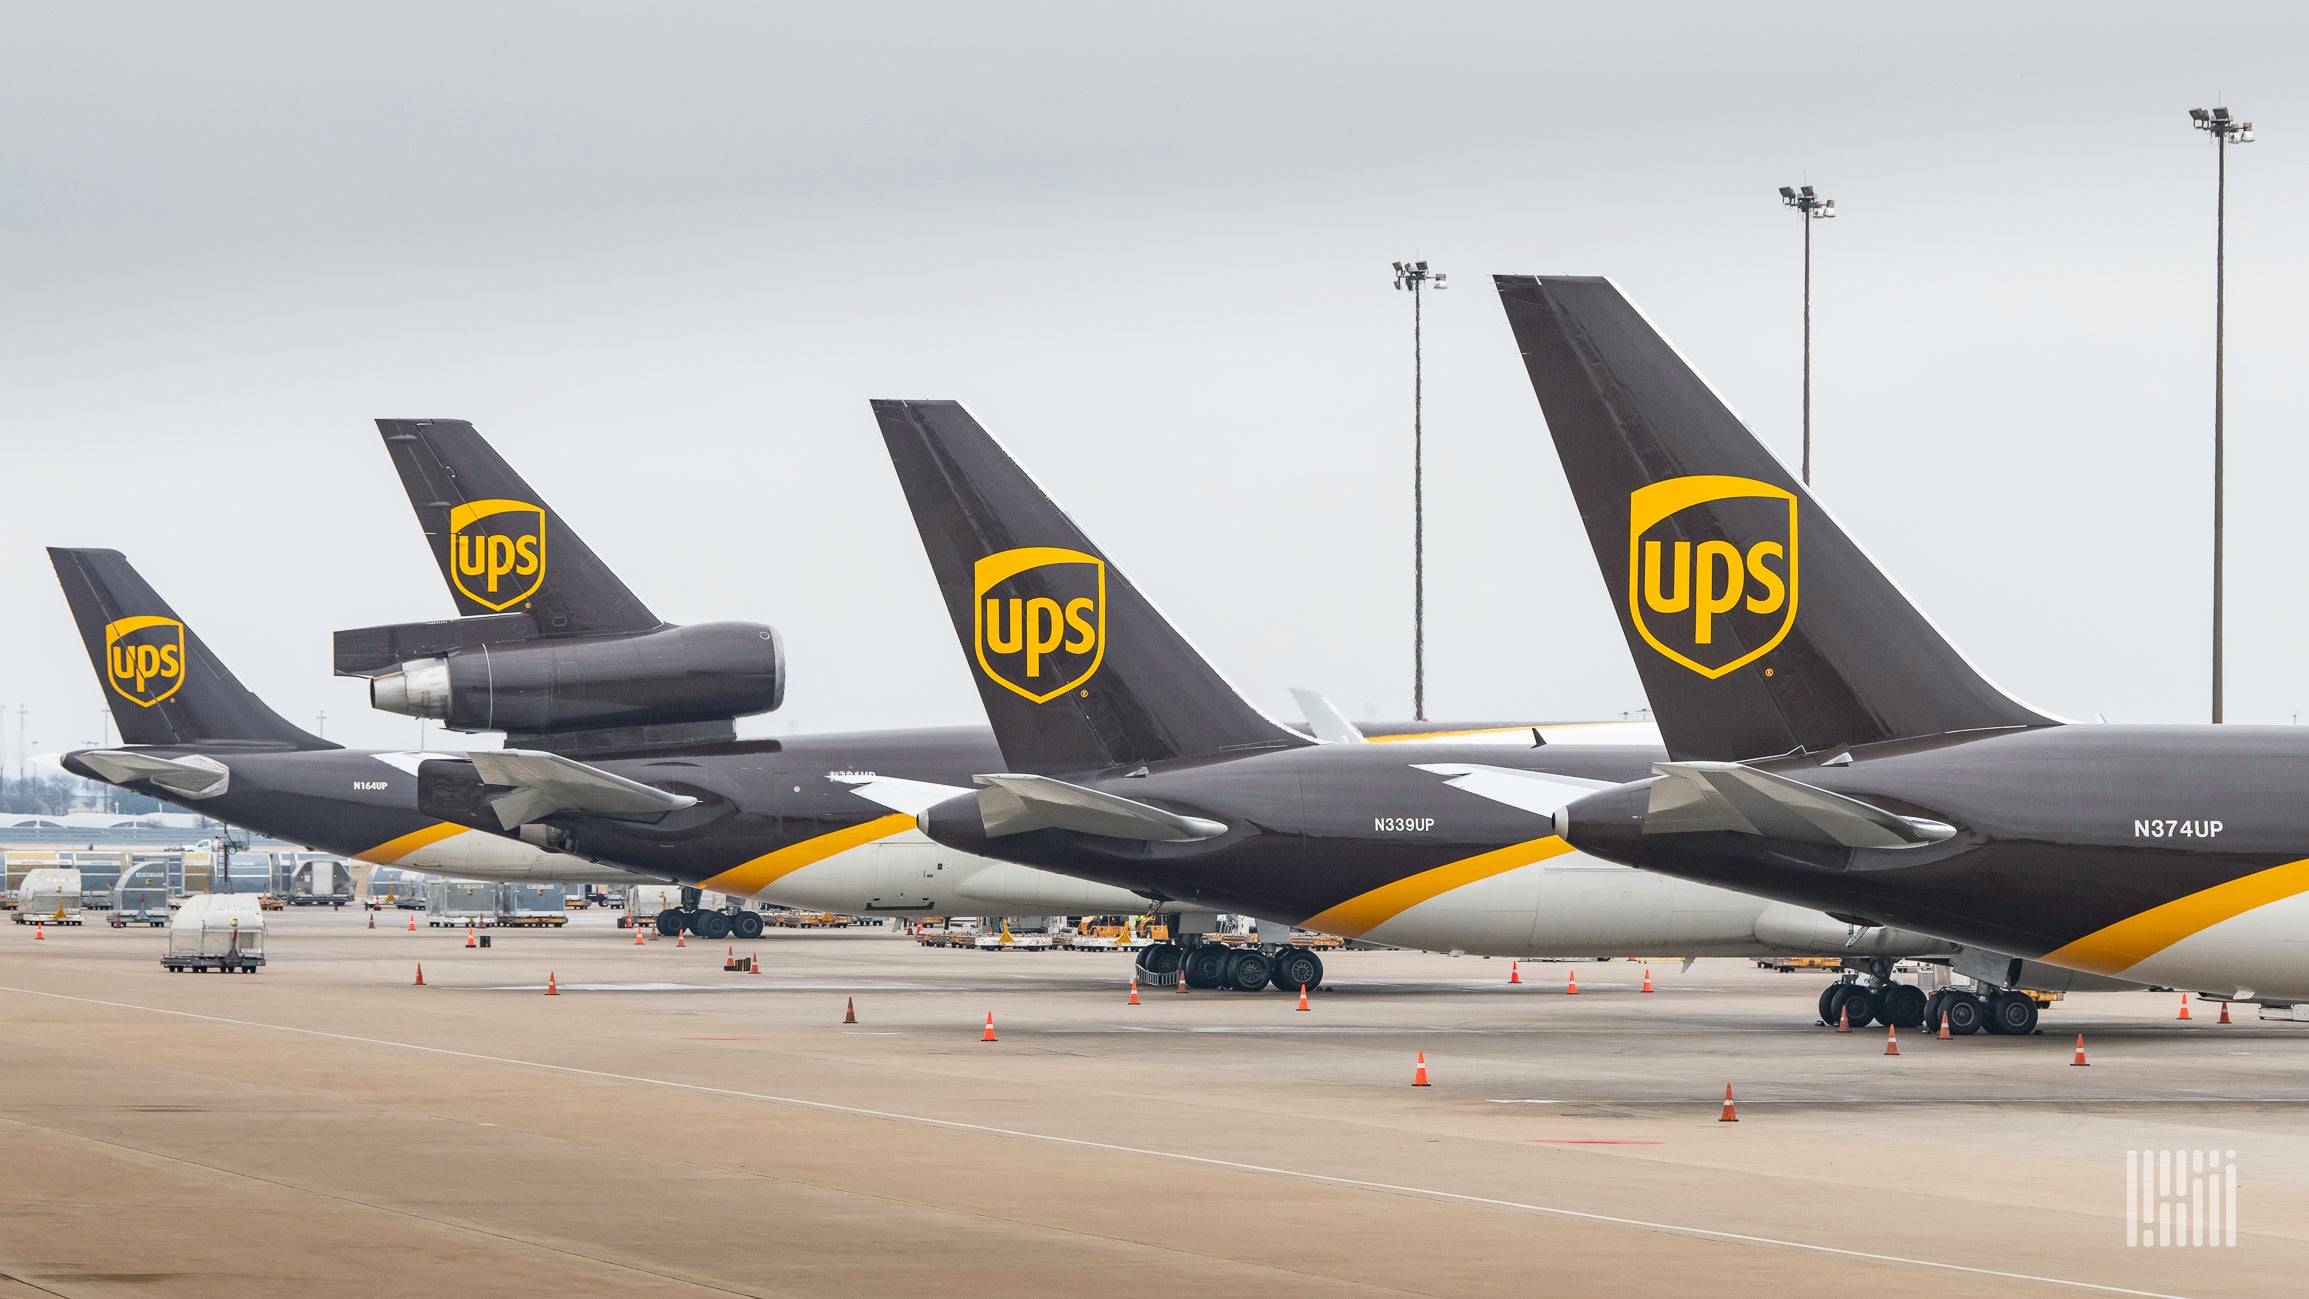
[5,3,2307,759]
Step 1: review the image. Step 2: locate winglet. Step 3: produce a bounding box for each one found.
[1289,689,1367,744]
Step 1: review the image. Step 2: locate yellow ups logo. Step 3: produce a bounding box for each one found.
[1629,475,1797,679]
[450,499,546,611]
[104,615,186,708]
[974,547,1105,704]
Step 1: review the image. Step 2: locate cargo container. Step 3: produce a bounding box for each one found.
[498,882,569,926]
[14,868,83,924]
[424,879,497,925]
[368,866,431,909]
[288,857,354,907]
[111,860,172,926]
[163,894,265,973]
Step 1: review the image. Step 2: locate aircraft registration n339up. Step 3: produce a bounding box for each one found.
[1494,272,2309,1029]
[862,398,1958,1010]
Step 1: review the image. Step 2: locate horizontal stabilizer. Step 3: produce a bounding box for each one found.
[73,750,230,800]
[830,773,976,816]
[466,749,698,830]
[973,773,1227,842]
[1413,763,1614,818]
[1289,689,1366,744]
[1646,762,1954,850]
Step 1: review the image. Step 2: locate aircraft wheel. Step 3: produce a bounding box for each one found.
[1829,983,1878,1029]
[693,910,732,941]
[1182,944,1229,989]
[1881,983,1929,1029]
[732,910,765,940]
[1136,942,1183,985]
[1987,991,2039,1036]
[1941,991,1985,1036]
[1271,947,1324,992]
[1816,980,1848,1025]
[654,910,684,937]
[1224,948,1274,992]
[1922,990,1947,1032]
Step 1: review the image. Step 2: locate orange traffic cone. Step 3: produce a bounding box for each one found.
[1509,960,1522,984]
[675,932,686,948]
[1176,965,1189,995]
[2071,1033,2089,1066]
[844,997,857,1024]
[545,972,559,995]
[413,963,425,986]
[1296,984,1311,1012]
[1836,1001,1851,1033]
[1641,966,1654,993]
[754,951,764,974]
[1719,1084,1738,1122]
[33,923,43,940]
[2220,1001,2233,1024]
[368,911,376,929]
[1938,1011,1952,1040]
[981,1012,998,1042]
[635,926,645,946]
[1127,978,1140,1006]
[1566,969,1578,995]
[1412,1052,1431,1086]
[1884,1024,1900,1056]
[408,914,417,931]
[2178,993,2192,1021]
[465,926,477,949]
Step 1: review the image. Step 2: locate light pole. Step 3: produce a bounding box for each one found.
[2190,106,2254,723]
[1392,259,1446,720]
[1777,185,1836,484]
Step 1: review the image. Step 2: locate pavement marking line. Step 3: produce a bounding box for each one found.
[1,986,2194,1299]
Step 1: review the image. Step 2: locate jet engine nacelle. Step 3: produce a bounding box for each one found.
[369,620,784,736]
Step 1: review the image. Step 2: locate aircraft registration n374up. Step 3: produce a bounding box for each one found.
[1493,272,2309,1017]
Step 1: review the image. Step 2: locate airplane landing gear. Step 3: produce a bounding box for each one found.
[1985,990,2040,1035]
[1223,948,1273,992]
[1270,946,1323,992]
[1135,942,1184,986]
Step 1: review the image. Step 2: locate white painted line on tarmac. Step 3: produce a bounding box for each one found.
[3,986,2194,1299]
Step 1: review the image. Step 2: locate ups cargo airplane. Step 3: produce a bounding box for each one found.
[396,401,1956,1015]
[49,420,1553,939]
[1483,273,2309,1032]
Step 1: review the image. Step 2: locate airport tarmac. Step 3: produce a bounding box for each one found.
[2,914,2305,1298]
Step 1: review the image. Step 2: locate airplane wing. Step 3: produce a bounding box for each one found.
[72,750,230,800]
[1288,689,1366,744]
[1413,762,1614,818]
[973,773,1227,842]
[1646,762,1955,850]
[465,749,698,830]
[830,772,975,816]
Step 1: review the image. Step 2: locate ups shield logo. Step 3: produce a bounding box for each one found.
[974,547,1105,704]
[1628,475,1797,679]
[105,615,186,708]
[450,499,546,611]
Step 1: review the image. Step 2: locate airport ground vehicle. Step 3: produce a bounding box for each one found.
[13,868,83,925]
[163,894,264,973]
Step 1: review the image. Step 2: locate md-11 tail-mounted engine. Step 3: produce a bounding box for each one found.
[336,614,783,754]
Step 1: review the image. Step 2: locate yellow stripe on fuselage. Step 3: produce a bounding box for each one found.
[1301,835,1577,938]
[1363,726,1532,744]
[701,814,917,897]
[356,821,468,865]
[2040,856,2309,976]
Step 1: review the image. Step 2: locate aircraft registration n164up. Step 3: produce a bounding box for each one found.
[1493,272,2309,1028]
[858,398,1956,1008]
